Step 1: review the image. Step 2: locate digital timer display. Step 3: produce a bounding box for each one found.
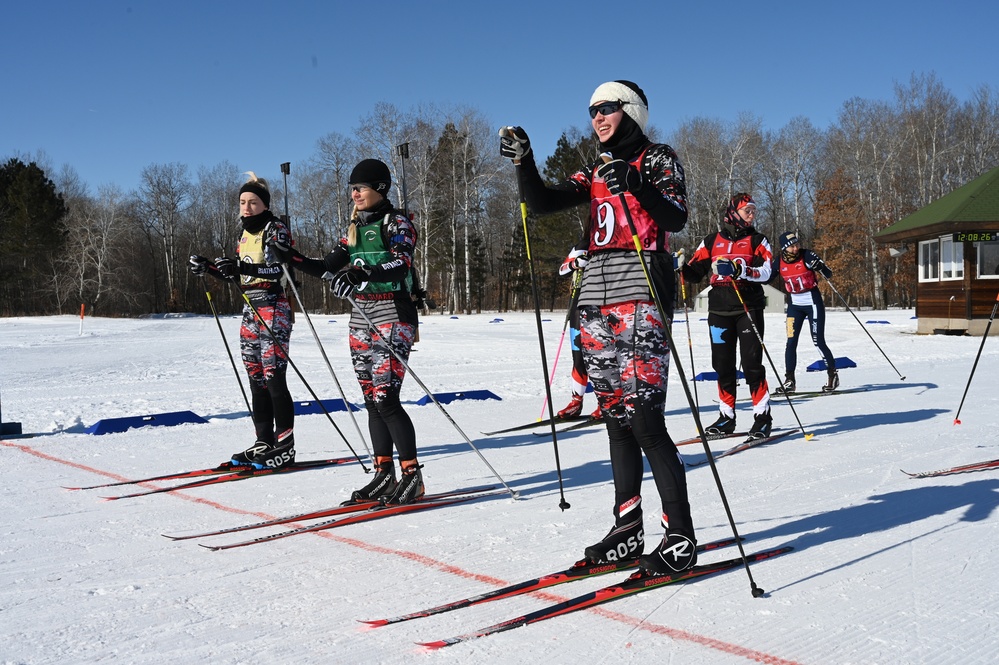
[953,231,999,242]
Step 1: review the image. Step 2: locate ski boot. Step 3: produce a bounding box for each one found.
[345,459,396,505]
[231,440,272,466]
[822,369,840,393]
[704,413,736,436]
[557,394,584,419]
[747,410,773,440]
[249,431,296,469]
[383,462,425,505]
[583,516,644,564]
[773,374,795,395]
[639,530,698,575]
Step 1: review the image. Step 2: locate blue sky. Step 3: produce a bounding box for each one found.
[3,0,997,193]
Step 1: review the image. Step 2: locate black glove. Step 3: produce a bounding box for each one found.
[499,126,531,162]
[331,267,368,299]
[806,256,832,278]
[215,257,239,279]
[189,255,210,276]
[265,224,292,256]
[597,159,642,195]
[713,257,742,279]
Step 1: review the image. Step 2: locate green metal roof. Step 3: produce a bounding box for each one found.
[875,166,999,243]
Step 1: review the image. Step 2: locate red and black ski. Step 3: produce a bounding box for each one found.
[418,546,793,649]
[902,457,999,479]
[533,416,603,436]
[201,489,507,551]
[163,485,497,541]
[685,430,795,468]
[482,415,589,436]
[674,430,754,447]
[64,461,268,490]
[100,457,354,500]
[360,536,742,627]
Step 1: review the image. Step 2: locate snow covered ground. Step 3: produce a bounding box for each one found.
[2,306,998,664]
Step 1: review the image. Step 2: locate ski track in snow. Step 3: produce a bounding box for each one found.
[2,309,998,664]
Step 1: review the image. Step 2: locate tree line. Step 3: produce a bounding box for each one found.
[2,73,997,318]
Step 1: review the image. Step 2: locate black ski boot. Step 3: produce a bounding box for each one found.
[231,440,272,466]
[747,410,773,440]
[383,463,425,505]
[640,530,698,575]
[705,413,736,436]
[345,460,396,505]
[249,432,296,470]
[583,516,645,564]
[774,374,795,395]
[822,369,840,392]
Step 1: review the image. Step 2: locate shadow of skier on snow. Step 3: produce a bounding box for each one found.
[785,407,949,439]
[743,478,999,591]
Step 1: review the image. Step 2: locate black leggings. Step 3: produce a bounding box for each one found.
[249,368,294,444]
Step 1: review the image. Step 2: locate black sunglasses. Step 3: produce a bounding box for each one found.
[588,100,627,119]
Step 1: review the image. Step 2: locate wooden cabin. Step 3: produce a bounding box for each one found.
[875,166,999,335]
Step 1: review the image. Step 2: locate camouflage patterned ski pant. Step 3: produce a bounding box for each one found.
[239,294,292,385]
[349,322,417,460]
[578,300,670,424]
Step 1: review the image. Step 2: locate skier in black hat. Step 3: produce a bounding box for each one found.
[273,158,425,505]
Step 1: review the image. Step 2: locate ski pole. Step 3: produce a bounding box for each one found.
[200,275,252,416]
[600,153,765,597]
[729,278,814,440]
[500,126,570,511]
[227,277,369,472]
[279,265,374,464]
[344,294,520,499]
[954,290,999,425]
[820,275,906,381]
[676,251,699,406]
[538,270,582,420]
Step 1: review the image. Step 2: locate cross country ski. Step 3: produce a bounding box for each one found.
[481,415,588,436]
[417,546,793,649]
[201,489,507,551]
[360,536,742,627]
[901,457,999,479]
[99,457,354,500]
[162,485,496,541]
[685,430,795,468]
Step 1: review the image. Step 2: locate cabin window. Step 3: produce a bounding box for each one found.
[918,240,939,281]
[919,237,964,282]
[940,236,964,280]
[978,240,999,279]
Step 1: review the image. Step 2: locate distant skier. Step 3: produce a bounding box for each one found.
[500,80,697,575]
[682,193,775,440]
[189,172,297,469]
[773,232,838,393]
